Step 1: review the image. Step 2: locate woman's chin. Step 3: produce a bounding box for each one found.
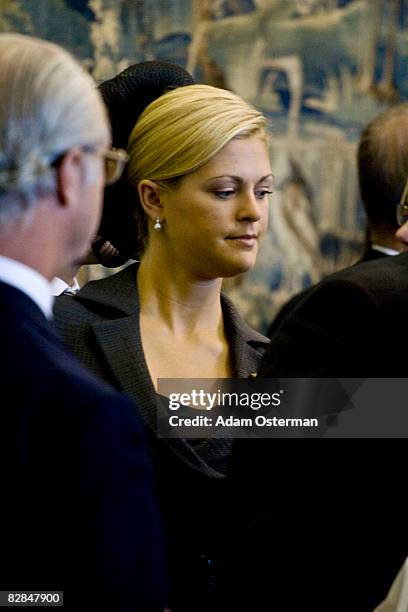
[218,256,257,278]
[189,250,258,279]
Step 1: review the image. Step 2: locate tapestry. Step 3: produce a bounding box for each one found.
[1,0,407,332]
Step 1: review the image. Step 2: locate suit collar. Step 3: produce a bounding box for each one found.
[0,281,60,341]
[91,312,229,479]
[74,263,269,476]
[220,293,269,377]
[77,263,269,377]
[360,248,388,262]
[0,280,50,324]
[76,263,139,315]
[77,265,157,430]
[79,266,229,478]
[0,257,54,319]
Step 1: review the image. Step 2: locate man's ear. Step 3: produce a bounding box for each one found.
[138,179,164,221]
[55,147,82,208]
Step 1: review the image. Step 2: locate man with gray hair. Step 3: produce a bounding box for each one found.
[0,34,164,611]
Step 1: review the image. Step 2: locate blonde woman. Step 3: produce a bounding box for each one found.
[55,69,272,611]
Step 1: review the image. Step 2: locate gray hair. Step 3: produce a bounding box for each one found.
[0,34,110,225]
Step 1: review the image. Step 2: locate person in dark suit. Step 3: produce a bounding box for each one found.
[267,103,408,338]
[0,34,164,611]
[246,242,408,612]
[54,66,271,611]
[238,118,408,609]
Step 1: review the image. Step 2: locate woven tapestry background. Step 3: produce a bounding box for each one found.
[1,0,407,332]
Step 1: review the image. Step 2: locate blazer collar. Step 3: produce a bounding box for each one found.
[77,263,269,376]
[0,280,59,340]
[77,263,232,478]
[220,293,269,377]
[77,262,140,315]
[75,264,269,477]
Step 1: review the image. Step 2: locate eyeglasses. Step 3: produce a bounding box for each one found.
[51,146,129,186]
[397,176,408,226]
[81,146,129,186]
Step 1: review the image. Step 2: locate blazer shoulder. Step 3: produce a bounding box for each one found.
[325,252,408,287]
[54,264,139,329]
[54,293,97,347]
[53,290,120,382]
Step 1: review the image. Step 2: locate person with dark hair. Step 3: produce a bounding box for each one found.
[242,114,408,609]
[267,103,408,338]
[0,34,165,611]
[92,60,196,267]
[54,61,272,611]
[358,103,408,258]
[51,61,192,285]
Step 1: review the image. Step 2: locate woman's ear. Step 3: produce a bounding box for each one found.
[138,179,163,221]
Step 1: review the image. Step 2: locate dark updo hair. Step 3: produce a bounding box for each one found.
[92,60,194,266]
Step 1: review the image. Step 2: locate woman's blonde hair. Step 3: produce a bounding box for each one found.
[127,84,268,249]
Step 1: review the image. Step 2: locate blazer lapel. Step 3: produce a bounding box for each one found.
[77,264,160,431]
[85,269,226,478]
[221,293,270,377]
[91,315,158,429]
[76,266,269,477]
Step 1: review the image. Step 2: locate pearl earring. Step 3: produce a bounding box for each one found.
[154,217,162,232]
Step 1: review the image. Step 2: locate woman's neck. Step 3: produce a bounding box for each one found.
[137,250,223,337]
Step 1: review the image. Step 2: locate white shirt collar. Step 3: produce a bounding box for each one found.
[50,277,68,296]
[50,276,80,296]
[371,244,400,257]
[0,255,54,319]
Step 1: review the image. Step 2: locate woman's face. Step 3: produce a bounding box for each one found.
[159,135,272,279]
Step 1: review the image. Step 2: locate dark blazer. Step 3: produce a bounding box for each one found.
[54,262,269,611]
[245,252,408,610]
[261,251,406,377]
[267,247,387,339]
[0,280,164,612]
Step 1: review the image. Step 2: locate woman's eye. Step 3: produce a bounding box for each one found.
[214,190,235,199]
[256,190,273,199]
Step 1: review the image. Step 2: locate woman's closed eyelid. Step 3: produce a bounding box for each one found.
[253,191,271,201]
[213,188,273,199]
[213,189,235,199]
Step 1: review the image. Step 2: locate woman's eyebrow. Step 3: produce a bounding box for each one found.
[207,174,273,182]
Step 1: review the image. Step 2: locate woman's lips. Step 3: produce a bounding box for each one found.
[227,234,257,247]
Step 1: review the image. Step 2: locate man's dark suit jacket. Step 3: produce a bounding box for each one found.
[234,252,408,611]
[262,250,406,376]
[0,280,165,611]
[267,247,386,339]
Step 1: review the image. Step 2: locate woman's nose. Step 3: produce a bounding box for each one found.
[236,192,262,222]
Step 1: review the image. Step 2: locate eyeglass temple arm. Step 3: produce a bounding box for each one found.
[400,178,408,208]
